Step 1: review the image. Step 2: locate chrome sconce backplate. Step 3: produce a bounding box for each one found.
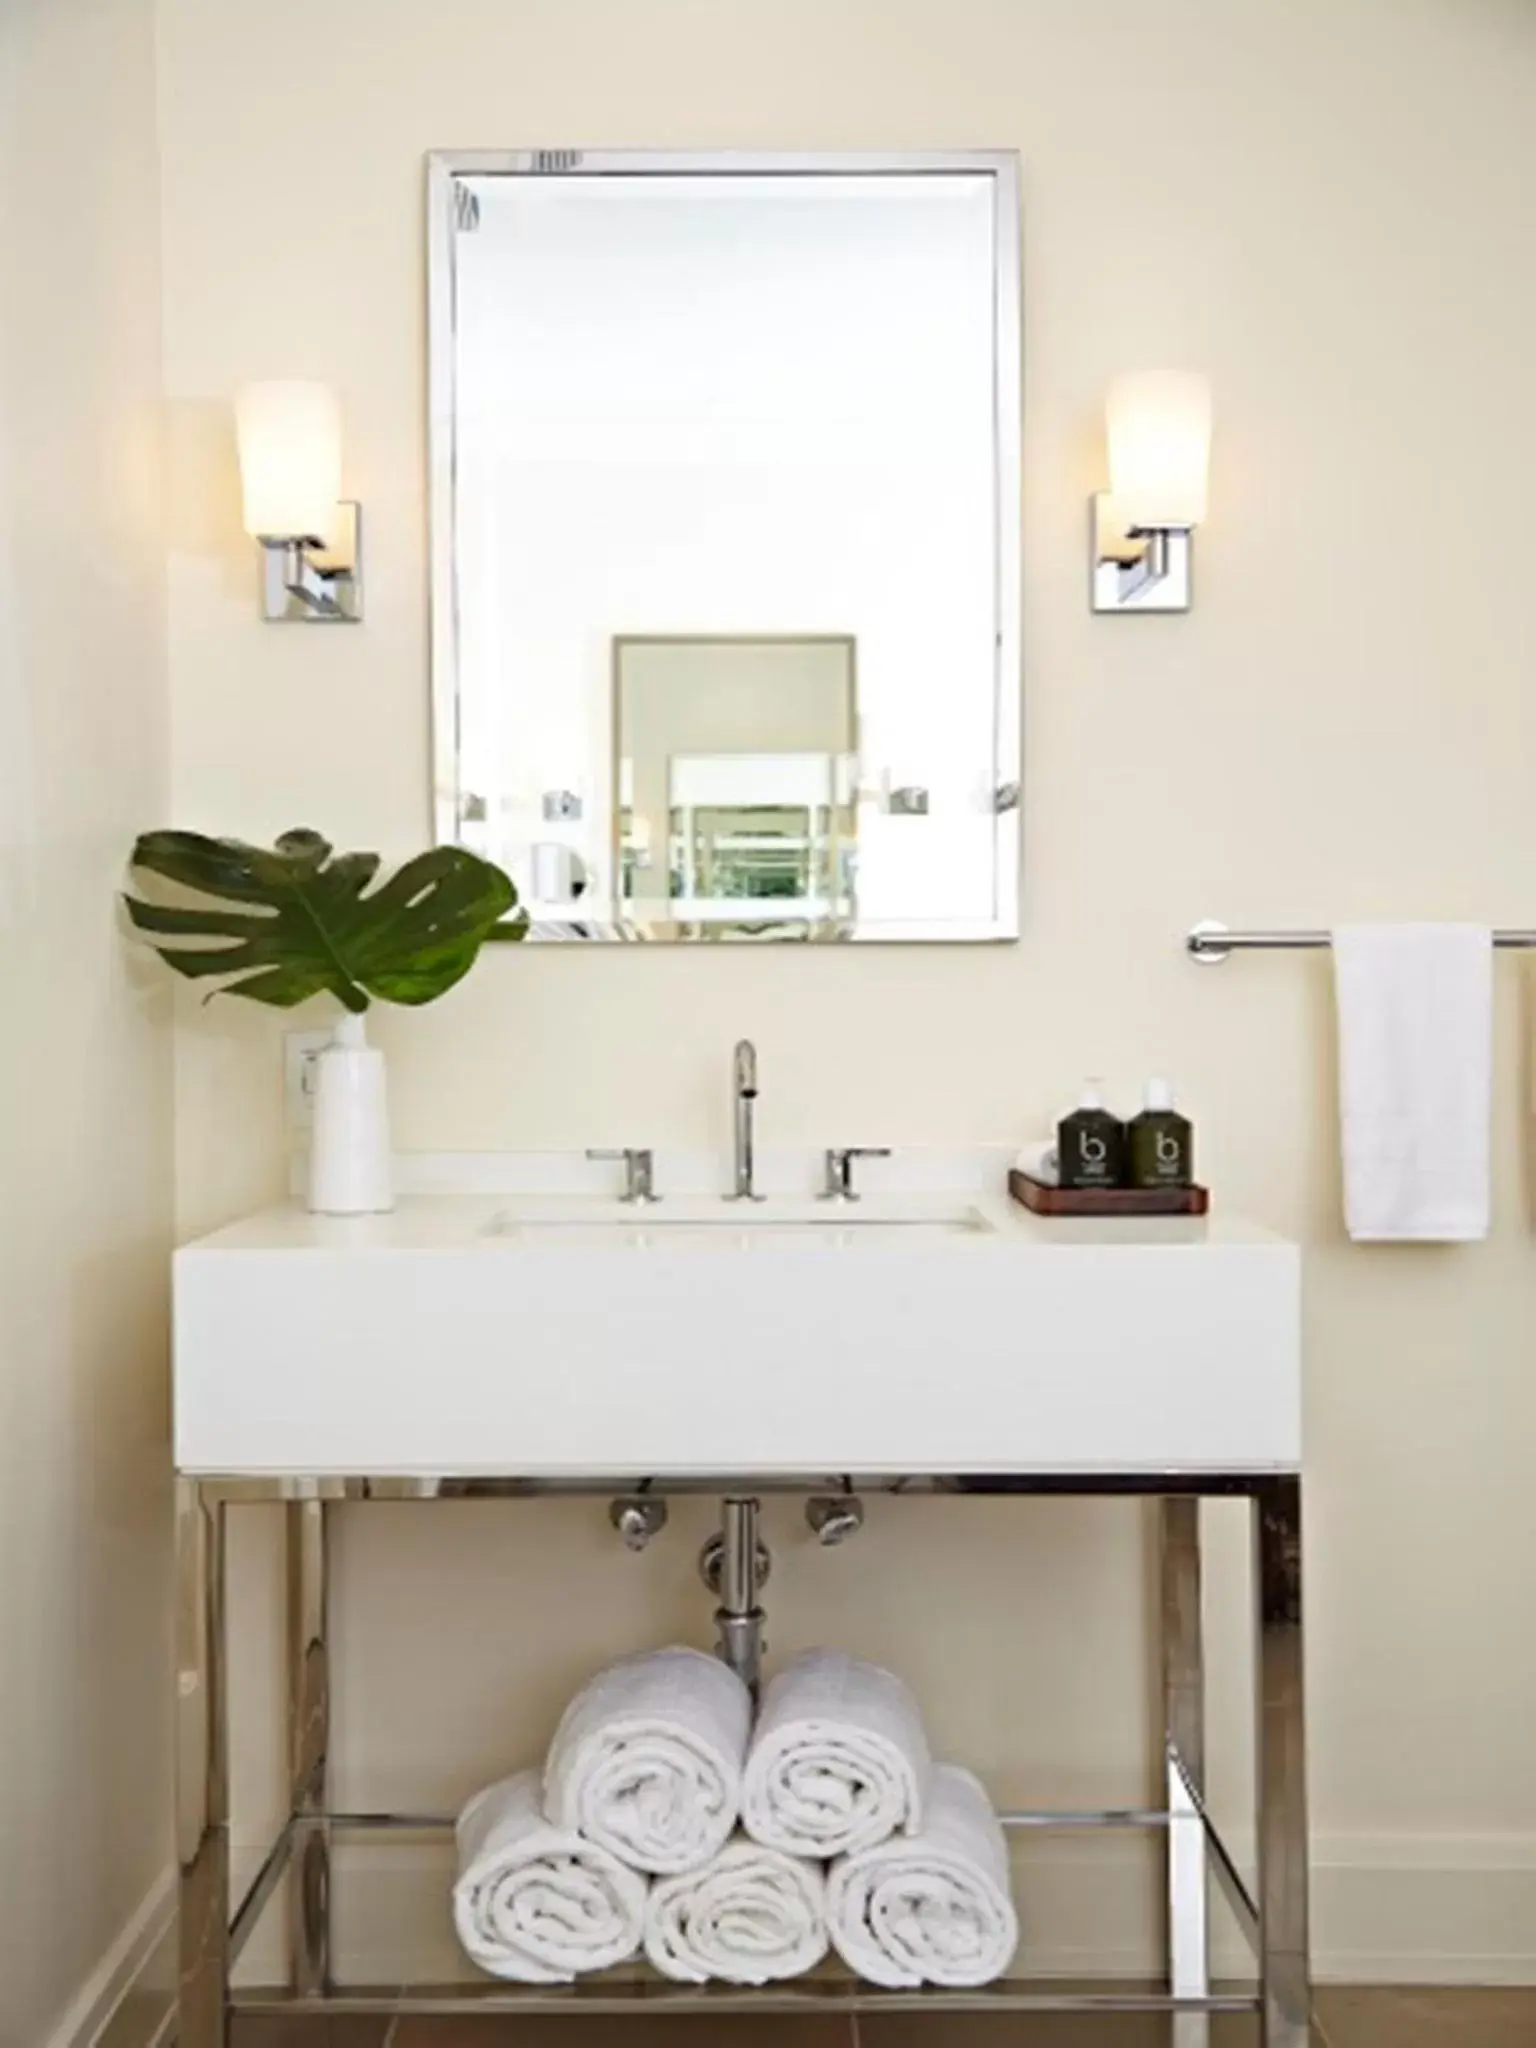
[259,501,363,622]
[1090,494,1192,614]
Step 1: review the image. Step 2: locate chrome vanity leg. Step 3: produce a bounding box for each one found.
[1255,1477,1311,2048]
[1161,1493,1209,2029]
[176,1481,229,2048]
[287,1497,332,1995]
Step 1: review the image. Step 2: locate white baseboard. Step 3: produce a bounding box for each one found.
[42,1868,175,2048]
[1311,1832,1536,1985]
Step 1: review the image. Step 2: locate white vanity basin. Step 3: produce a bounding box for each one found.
[174,1187,1300,1480]
[483,1196,994,1241]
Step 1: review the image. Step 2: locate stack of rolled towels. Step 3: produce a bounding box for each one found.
[453,1644,1019,1988]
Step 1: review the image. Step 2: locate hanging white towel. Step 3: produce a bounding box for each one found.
[1333,923,1493,1241]
[452,1768,646,1983]
[827,1762,1019,1988]
[741,1648,932,1859]
[643,1835,829,1985]
[544,1645,752,1875]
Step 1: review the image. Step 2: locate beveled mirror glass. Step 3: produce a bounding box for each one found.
[428,151,1020,942]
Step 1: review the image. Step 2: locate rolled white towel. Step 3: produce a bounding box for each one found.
[741,1648,931,1859]
[644,1835,829,1985]
[828,1762,1019,1988]
[544,1645,752,1874]
[452,1768,646,1983]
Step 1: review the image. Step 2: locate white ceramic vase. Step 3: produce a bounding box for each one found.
[307,1012,394,1216]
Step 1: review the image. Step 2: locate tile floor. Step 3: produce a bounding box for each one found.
[213,1988,1536,2048]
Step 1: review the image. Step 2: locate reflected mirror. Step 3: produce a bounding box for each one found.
[429,151,1020,942]
[617,636,857,940]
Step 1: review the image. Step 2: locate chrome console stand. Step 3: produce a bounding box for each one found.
[286,1498,331,1996]
[1162,1493,1209,2023]
[175,1472,1311,2045]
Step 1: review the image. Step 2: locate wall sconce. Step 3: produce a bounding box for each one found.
[235,380,363,622]
[1090,371,1211,613]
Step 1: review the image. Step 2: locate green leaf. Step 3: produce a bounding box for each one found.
[124,829,525,1011]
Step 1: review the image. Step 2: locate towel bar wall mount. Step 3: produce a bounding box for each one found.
[1187,917,1536,965]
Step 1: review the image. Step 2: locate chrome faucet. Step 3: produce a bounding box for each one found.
[586,1147,658,1204]
[726,1039,764,1201]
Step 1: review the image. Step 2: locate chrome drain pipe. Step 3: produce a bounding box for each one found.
[703,1497,769,1696]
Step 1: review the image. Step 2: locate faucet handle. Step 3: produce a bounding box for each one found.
[820,1147,893,1202]
[586,1147,658,1204]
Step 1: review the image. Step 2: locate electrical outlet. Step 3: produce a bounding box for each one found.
[283,1029,333,1137]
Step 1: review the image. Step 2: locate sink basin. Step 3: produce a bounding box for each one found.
[174,1188,1301,1481]
[482,1196,994,1241]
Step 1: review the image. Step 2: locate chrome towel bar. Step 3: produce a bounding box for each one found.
[1188,918,1536,965]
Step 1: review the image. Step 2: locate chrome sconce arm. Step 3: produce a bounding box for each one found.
[256,503,363,624]
[1091,497,1194,613]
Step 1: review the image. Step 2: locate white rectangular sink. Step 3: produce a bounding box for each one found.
[482,1196,995,1241]
[174,1190,1301,1480]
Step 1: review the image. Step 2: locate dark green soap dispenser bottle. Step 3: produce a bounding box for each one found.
[1127,1078,1194,1189]
[1057,1079,1127,1191]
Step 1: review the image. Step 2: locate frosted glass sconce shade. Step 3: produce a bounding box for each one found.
[234,381,361,621]
[235,381,342,542]
[1091,372,1212,614]
[1105,371,1211,530]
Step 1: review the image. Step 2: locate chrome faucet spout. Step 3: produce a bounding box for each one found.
[733,1039,757,1099]
[727,1038,764,1201]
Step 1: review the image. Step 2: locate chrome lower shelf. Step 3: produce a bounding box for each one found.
[221,1799,1262,2023]
[226,1805,1259,2019]
[233,1976,1260,2019]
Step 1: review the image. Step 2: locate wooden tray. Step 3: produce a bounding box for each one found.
[1009,1170,1210,1218]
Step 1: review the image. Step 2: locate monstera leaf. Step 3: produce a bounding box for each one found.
[125,828,526,1012]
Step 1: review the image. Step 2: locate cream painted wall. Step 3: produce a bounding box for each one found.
[0,0,174,2041]
[156,0,1536,1980]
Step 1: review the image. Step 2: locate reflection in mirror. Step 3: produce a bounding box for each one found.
[616,638,856,941]
[430,152,1020,942]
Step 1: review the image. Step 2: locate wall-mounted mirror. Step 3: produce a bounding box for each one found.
[428,151,1020,942]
